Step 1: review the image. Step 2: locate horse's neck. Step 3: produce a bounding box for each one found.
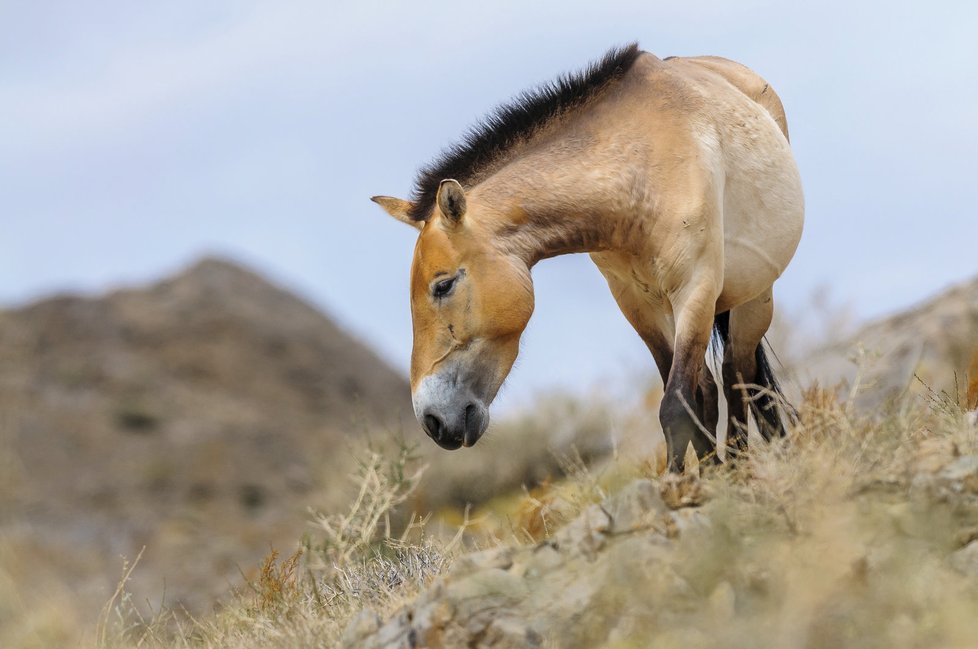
[475,148,637,266]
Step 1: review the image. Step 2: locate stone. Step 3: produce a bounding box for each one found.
[340,608,382,648]
[350,477,691,647]
[607,479,669,531]
[949,540,978,577]
[939,455,978,494]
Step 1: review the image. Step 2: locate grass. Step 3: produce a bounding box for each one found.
[581,382,978,649]
[5,373,978,648]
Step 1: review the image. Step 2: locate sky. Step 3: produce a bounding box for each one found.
[2,1,977,412]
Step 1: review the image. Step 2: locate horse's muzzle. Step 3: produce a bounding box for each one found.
[419,398,489,450]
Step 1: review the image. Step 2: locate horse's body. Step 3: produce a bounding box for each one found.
[373,44,803,470]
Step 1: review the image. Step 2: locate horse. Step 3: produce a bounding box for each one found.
[371,44,803,470]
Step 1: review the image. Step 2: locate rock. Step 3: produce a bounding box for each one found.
[448,546,516,578]
[659,471,705,510]
[939,455,978,494]
[443,568,529,605]
[553,503,612,558]
[608,479,669,530]
[708,580,736,623]
[350,477,693,647]
[949,541,978,577]
[911,454,978,502]
[340,609,382,648]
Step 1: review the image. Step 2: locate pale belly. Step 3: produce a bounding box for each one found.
[715,107,804,312]
[592,156,803,318]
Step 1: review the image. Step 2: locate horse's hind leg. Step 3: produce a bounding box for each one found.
[721,287,785,456]
[698,364,720,438]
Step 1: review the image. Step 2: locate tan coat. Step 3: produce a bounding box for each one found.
[374,48,803,469]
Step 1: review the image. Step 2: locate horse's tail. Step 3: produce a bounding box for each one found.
[711,311,795,439]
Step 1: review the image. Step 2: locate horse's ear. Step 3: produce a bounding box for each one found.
[436,179,467,223]
[370,196,423,231]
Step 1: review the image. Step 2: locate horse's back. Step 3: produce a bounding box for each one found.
[666,55,790,142]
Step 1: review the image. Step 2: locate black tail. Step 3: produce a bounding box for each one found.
[711,311,794,439]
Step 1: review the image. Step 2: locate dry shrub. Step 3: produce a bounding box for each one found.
[305,443,426,568]
[250,549,303,616]
[44,371,978,648]
[967,348,978,410]
[91,443,461,649]
[513,448,612,543]
[514,481,562,542]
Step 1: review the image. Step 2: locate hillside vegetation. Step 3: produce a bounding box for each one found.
[79,382,978,649]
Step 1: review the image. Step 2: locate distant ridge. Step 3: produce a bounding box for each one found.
[798,275,978,405]
[0,256,412,614]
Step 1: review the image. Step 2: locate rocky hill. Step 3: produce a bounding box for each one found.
[794,275,978,405]
[0,257,413,616]
[343,419,978,648]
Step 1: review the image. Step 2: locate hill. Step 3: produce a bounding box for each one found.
[794,275,978,405]
[78,274,978,649]
[8,265,978,647]
[85,377,978,649]
[0,257,413,619]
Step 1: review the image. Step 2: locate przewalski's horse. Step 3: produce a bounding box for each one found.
[372,44,803,470]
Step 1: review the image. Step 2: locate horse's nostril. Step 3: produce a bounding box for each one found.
[462,402,487,447]
[424,413,444,441]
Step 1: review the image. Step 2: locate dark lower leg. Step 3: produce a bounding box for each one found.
[698,365,720,441]
[750,345,786,440]
[642,331,674,386]
[662,360,717,471]
[723,343,786,452]
[722,355,753,457]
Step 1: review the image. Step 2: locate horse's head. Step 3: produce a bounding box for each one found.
[372,180,533,449]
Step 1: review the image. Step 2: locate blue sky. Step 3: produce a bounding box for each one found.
[2,1,977,411]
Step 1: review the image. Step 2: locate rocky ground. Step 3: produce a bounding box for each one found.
[343,393,978,648]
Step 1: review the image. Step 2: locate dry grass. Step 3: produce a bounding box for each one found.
[591,383,978,649]
[0,391,622,649]
[6,374,978,648]
[84,442,459,649]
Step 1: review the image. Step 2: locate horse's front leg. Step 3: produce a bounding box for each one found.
[660,276,721,471]
[591,253,720,471]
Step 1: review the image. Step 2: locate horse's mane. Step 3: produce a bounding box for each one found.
[408,43,642,221]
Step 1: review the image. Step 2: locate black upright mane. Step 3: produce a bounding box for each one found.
[408,43,642,221]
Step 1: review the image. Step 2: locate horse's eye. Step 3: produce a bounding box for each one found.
[432,276,457,299]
